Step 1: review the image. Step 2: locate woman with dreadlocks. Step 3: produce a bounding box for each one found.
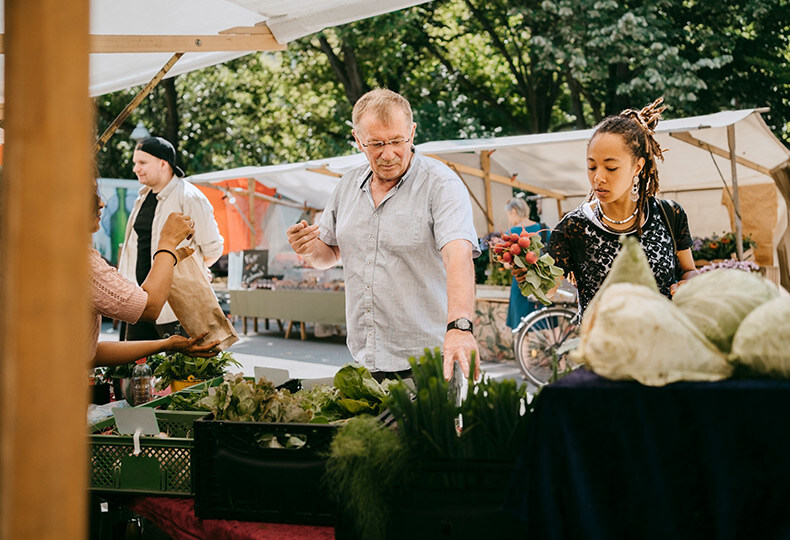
[548,97,697,316]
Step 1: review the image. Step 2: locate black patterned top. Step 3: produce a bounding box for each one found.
[548,197,692,315]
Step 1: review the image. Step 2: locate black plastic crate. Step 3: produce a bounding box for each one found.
[193,415,338,524]
[386,459,527,539]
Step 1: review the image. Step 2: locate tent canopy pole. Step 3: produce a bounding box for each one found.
[727,125,744,260]
[669,131,771,176]
[426,154,566,200]
[481,151,495,234]
[93,52,184,153]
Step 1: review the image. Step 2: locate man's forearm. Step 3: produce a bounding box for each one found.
[306,242,341,270]
[442,240,476,322]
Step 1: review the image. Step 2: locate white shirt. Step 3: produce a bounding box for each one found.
[117,175,224,324]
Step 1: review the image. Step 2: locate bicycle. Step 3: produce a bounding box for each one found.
[512,288,581,387]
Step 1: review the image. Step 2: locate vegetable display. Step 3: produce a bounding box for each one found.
[572,236,788,386]
[574,282,732,386]
[153,351,241,391]
[326,348,531,539]
[490,229,564,305]
[165,363,393,424]
[197,373,312,423]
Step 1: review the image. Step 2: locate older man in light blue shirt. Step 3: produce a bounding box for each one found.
[287,89,480,379]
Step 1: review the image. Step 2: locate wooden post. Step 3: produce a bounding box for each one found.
[481,151,495,234]
[727,125,744,260]
[248,179,257,248]
[1,1,90,539]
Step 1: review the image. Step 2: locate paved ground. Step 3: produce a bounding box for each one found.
[100,318,528,385]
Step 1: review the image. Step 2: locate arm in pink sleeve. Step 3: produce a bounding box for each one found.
[90,250,148,323]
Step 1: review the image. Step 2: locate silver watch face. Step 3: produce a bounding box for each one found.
[455,318,471,330]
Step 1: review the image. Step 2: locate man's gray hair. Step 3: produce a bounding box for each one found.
[352,88,413,131]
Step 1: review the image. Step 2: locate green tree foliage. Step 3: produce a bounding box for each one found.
[93,0,789,180]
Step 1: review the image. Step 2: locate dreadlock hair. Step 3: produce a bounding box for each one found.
[588,97,667,235]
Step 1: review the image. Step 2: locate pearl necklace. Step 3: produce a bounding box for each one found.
[596,200,638,224]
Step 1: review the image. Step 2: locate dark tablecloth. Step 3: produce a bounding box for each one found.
[506,369,790,540]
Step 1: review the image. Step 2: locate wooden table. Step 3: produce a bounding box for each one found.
[229,289,345,339]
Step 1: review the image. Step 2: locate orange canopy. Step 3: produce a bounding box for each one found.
[197,178,276,255]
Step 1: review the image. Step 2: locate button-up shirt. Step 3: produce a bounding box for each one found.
[319,152,479,371]
[118,176,224,324]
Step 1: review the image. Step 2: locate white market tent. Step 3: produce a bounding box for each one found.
[419,109,790,280]
[188,108,790,286]
[0,1,432,537]
[0,0,431,102]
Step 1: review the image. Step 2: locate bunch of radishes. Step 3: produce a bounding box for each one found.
[491,228,564,305]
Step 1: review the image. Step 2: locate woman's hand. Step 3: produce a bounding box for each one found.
[158,212,194,251]
[165,332,221,357]
[174,246,195,263]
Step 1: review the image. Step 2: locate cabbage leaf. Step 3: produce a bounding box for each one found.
[673,269,779,353]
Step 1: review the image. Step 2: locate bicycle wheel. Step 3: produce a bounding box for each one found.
[514,306,580,387]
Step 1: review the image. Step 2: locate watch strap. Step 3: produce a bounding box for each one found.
[447,318,474,333]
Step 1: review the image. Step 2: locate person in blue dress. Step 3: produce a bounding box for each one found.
[505,197,548,329]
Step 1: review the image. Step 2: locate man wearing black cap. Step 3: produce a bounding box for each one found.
[118,136,224,340]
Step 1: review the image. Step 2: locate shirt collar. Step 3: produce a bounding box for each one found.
[155,175,179,200]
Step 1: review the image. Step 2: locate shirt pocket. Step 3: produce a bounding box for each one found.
[378,211,424,250]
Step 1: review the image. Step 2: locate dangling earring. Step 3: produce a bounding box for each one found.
[630,176,640,202]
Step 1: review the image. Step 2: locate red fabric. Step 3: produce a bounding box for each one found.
[129,496,335,540]
[196,179,277,255]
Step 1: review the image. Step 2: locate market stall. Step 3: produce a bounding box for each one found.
[189,109,790,342]
[0,1,439,537]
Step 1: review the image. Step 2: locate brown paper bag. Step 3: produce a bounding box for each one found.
[168,253,238,351]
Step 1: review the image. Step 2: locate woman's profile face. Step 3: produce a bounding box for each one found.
[92,193,105,234]
[587,132,644,205]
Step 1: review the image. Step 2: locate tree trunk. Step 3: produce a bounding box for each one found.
[566,70,587,129]
[606,62,631,115]
[317,33,369,107]
[163,78,179,152]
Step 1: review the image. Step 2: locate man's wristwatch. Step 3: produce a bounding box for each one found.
[447,318,474,333]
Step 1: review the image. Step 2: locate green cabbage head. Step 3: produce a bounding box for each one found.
[673,269,779,353]
[730,297,790,375]
[573,282,731,386]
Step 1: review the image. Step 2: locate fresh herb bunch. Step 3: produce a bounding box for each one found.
[152,350,241,390]
[325,416,409,540]
[386,348,531,461]
[167,388,210,411]
[386,348,461,459]
[491,229,564,305]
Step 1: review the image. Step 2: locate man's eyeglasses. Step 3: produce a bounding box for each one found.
[360,138,411,150]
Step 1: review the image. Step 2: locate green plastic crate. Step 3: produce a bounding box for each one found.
[89,410,207,496]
